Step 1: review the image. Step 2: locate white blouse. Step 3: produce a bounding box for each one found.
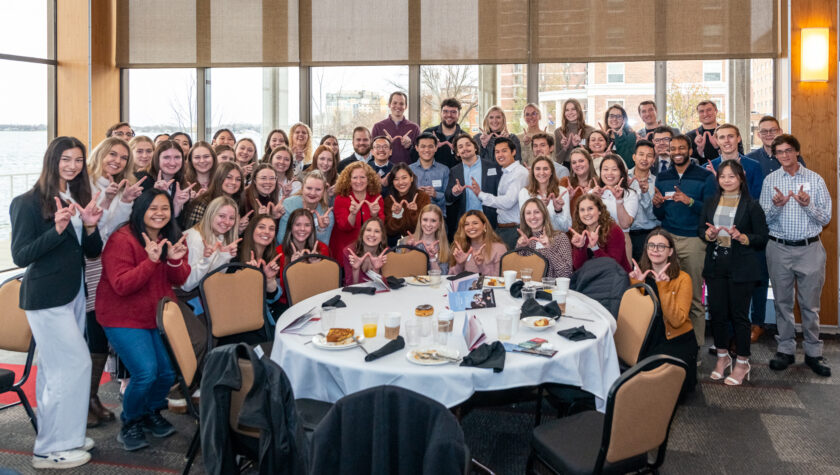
[600,188,639,232]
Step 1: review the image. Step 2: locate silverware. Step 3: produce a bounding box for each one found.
[414,350,460,362]
[352,336,369,355]
[563,314,595,322]
[304,332,326,345]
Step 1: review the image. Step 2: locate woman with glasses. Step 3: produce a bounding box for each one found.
[518,103,546,167]
[602,105,636,170]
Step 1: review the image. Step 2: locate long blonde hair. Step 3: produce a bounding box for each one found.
[194,195,239,245]
[289,122,313,165]
[482,105,508,134]
[412,204,450,264]
[88,137,136,184]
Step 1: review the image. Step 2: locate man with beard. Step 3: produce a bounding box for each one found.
[416,98,464,169]
[653,134,717,347]
[337,126,373,174]
[445,134,501,240]
[371,92,420,166]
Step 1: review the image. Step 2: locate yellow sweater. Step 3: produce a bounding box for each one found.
[631,271,693,340]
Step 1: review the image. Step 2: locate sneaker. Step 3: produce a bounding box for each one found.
[117,420,150,451]
[76,437,95,452]
[168,397,188,414]
[804,355,831,377]
[32,449,91,469]
[769,352,795,371]
[142,411,176,438]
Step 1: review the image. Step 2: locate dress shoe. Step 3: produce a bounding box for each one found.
[750,325,764,343]
[804,356,831,377]
[90,395,115,422]
[769,352,795,371]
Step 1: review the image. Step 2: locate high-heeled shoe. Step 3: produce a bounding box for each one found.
[725,358,751,386]
[710,353,732,380]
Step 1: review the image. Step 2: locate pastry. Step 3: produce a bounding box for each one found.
[534,318,550,327]
[325,328,354,344]
[415,304,434,317]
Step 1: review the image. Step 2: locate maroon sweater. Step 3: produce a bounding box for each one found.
[96,226,191,329]
[571,222,631,273]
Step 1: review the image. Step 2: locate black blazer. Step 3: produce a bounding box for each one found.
[445,159,502,228]
[337,154,369,174]
[10,189,103,310]
[697,194,768,283]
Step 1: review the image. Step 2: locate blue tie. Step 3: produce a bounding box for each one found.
[659,160,669,174]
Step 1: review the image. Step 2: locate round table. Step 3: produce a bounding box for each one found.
[270,283,621,410]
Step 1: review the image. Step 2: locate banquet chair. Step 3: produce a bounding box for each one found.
[0,274,37,433]
[500,248,548,280]
[381,245,429,279]
[283,254,342,306]
[157,297,202,475]
[199,262,269,354]
[614,283,659,371]
[527,355,687,475]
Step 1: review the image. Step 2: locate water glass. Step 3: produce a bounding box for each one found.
[522,287,537,301]
[541,277,555,291]
[405,319,422,347]
[496,313,514,341]
[520,268,533,285]
[429,269,442,288]
[320,306,336,332]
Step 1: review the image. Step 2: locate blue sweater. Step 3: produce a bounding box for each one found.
[653,163,717,237]
[709,154,764,199]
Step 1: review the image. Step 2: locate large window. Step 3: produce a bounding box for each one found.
[128,68,198,140]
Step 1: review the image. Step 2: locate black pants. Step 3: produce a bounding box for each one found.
[85,310,109,353]
[629,229,655,263]
[706,249,754,357]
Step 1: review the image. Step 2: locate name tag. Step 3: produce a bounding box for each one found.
[665,191,675,198]
[487,168,498,176]
[378,170,385,176]
[432,179,442,188]
[800,182,812,192]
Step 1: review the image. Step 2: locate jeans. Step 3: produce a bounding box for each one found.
[103,327,175,423]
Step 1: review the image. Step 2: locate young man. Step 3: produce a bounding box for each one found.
[650,126,674,176]
[418,98,465,169]
[371,91,421,166]
[445,134,501,238]
[627,140,660,261]
[106,122,134,140]
[337,126,373,174]
[685,100,743,163]
[409,133,450,215]
[367,135,395,195]
[531,133,570,178]
[708,124,764,199]
[746,116,806,176]
[653,134,717,347]
[760,134,831,377]
[472,137,529,249]
[635,101,679,140]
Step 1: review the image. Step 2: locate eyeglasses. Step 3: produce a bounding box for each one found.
[113,131,135,138]
[372,145,390,151]
[646,243,670,251]
[652,138,671,144]
[758,128,780,136]
[774,148,797,157]
[608,114,623,120]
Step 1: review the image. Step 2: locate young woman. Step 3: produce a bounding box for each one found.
[402,204,450,274]
[554,98,595,166]
[278,170,334,245]
[169,132,192,157]
[261,128,288,162]
[214,144,235,163]
[450,210,507,276]
[700,160,768,386]
[308,144,339,192]
[518,103,545,167]
[289,122,313,175]
[266,145,302,201]
[181,161,245,230]
[183,141,217,191]
[320,134,340,156]
[384,164,430,244]
[239,163,285,221]
[234,138,258,181]
[275,208,331,301]
[181,196,241,293]
[559,147,598,206]
[602,105,636,170]
[97,189,188,452]
[517,198,573,278]
[129,135,155,173]
[629,228,697,394]
[569,193,631,272]
[330,161,385,258]
[519,156,571,232]
[586,129,611,173]
[11,136,103,469]
[343,217,388,286]
[238,214,283,320]
[211,128,236,148]
[597,154,639,260]
[140,141,192,217]
[474,105,522,164]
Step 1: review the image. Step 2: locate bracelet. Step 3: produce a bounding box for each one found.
[167,259,183,267]
[615,199,624,204]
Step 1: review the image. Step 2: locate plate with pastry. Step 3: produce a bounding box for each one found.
[311,328,364,350]
[406,348,461,365]
[405,275,431,286]
[483,276,505,288]
[520,316,556,331]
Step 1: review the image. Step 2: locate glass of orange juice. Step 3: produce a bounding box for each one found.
[361,313,379,338]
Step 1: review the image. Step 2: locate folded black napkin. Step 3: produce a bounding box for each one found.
[385,276,406,289]
[460,341,506,373]
[509,281,553,300]
[364,336,405,362]
[447,271,475,281]
[342,286,376,295]
[520,298,562,319]
[321,295,347,308]
[557,326,596,341]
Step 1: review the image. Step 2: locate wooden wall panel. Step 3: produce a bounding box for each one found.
[791,0,838,326]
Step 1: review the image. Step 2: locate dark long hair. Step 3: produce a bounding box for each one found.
[716,160,750,197]
[282,208,320,257]
[198,161,244,206]
[35,136,92,219]
[387,163,419,201]
[128,189,181,259]
[638,227,681,281]
[238,214,278,264]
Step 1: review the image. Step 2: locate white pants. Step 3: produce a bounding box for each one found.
[25,285,91,455]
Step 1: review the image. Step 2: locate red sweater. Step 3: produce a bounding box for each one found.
[96,226,191,329]
[329,193,385,259]
[274,240,330,303]
[571,222,631,273]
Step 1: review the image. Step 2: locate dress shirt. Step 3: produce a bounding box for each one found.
[627,169,660,231]
[518,188,571,232]
[420,123,463,168]
[746,146,807,177]
[371,116,421,165]
[554,162,570,179]
[462,159,484,212]
[759,165,831,241]
[409,160,449,213]
[600,188,639,232]
[478,161,529,224]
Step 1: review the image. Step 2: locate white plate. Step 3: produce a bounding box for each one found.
[311,333,365,350]
[520,316,557,331]
[406,348,461,365]
[405,276,431,286]
[483,276,505,288]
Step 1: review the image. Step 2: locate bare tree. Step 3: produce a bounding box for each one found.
[399,65,478,130]
[168,77,196,134]
[666,82,725,132]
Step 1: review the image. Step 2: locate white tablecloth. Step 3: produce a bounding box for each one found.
[271,283,620,409]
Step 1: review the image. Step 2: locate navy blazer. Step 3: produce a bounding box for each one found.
[698,193,768,283]
[445,159,502,228]
[10,188,103,310]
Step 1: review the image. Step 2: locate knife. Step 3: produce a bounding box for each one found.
[352,336,370,355]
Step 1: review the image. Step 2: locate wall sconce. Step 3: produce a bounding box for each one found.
[801,27,829,82]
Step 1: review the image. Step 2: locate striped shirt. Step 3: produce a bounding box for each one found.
[759,165,831,241]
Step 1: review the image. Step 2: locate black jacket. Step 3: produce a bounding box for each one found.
[200,343,308,475]
[10,188,102,310]
[444,159,502,228]
[337,154,369,174]
[698,194,768,283]
[570,257,629,318]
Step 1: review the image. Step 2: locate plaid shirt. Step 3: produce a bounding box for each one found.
[759,165,831,241]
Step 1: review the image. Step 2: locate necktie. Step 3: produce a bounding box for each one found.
[659,160,669,174]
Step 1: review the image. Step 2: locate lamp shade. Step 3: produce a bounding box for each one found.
[801,27,829,82]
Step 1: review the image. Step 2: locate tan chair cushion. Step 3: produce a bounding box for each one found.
[286,258,340,305]
[614,288,655,366]
[161,300,198,387]
[230,358,261,438]
[606,363,685,463]
[0,278,31,353]
[381,249,428,278]
[202,267,265,338]
[500,252,547,280]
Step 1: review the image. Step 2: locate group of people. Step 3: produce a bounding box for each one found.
[10,94,831,469]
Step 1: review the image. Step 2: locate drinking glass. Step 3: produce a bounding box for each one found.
[541,277,555,292]
[361,313,379,338]
[405,319,421,347]
[384,312,401,340]
[520,268,533,285]
[320,306,336,333]
[522,287,537,301]
[429,269,442,288]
